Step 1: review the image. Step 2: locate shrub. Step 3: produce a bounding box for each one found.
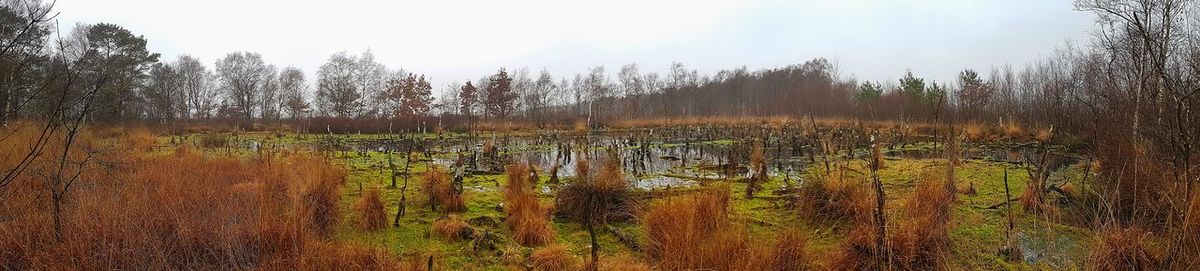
[354,188,388,231]
[507,203,557,247]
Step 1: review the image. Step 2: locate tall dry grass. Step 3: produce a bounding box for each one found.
[0,126,418,270]
[503,164,556,247]
[556,158,636,269]
[529,244,582,271]
[421,167,465,213]
[1088,227,1159,271]
[796,170,871,224]
[556,156,636,223]
[355,187,388,231]
[833,172,954,271]
[644,185,812,270]
[432,215,472,241]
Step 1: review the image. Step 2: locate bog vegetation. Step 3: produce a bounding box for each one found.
[2,0,1200,270]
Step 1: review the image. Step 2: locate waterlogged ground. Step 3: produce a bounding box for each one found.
[154,130,1096,270]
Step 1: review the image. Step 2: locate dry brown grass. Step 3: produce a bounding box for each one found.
[963,122,987,141]
[1001,120,1024,139]
[529,244,582,271]
[0,125,413,270]
[833,172,953,271]
[556,158,636,267]
[596,254,652,271]
[125,127,158,151]
[432,215,472,241]
[1019,180,1049,215]
[298,158,344,239]
[504,164,557,247]
[643,185,732,269]
[797,170,871,224]
[609,115,798,129]
[1175,195,1200,269]
[354,188,388,231]
[770,229,814,271]
[1035,127,1053,142]
[504,163,536,204]
[748,142,766,198]
[643,185,808,270]
[575,155,591,181]
[270,241,427,270]
[422,167,465,213]
[1088,227,1159,271]
[555,158,635,225]
[1093,140,1179,226]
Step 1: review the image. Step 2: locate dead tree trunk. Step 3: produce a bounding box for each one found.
[388,151,398,188]
[870,139,888,268]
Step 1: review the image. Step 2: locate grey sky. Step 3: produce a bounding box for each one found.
[54,0,1097,93]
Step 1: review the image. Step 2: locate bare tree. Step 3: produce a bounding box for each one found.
[175,55,217,119]
[143,62,184,120]
[316,52,359,118]
[355,50,386,118]
[618,63,642,119]
[511,67,532,120]
[278,67,309,120]
[528,69,555,125]
[214,52,271,120]
[584,66,611,124]
[435,81,461,117]
[258,66,280,120]
[987,65,1018,120]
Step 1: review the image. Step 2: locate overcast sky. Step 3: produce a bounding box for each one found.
[53,0,1097,94]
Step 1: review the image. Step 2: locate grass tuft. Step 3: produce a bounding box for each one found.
[354,188,388,231]
[529,244,581,271]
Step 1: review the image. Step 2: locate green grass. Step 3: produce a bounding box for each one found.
[154,132,1100,270]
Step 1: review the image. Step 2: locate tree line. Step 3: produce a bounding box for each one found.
[2,0,1197,138]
